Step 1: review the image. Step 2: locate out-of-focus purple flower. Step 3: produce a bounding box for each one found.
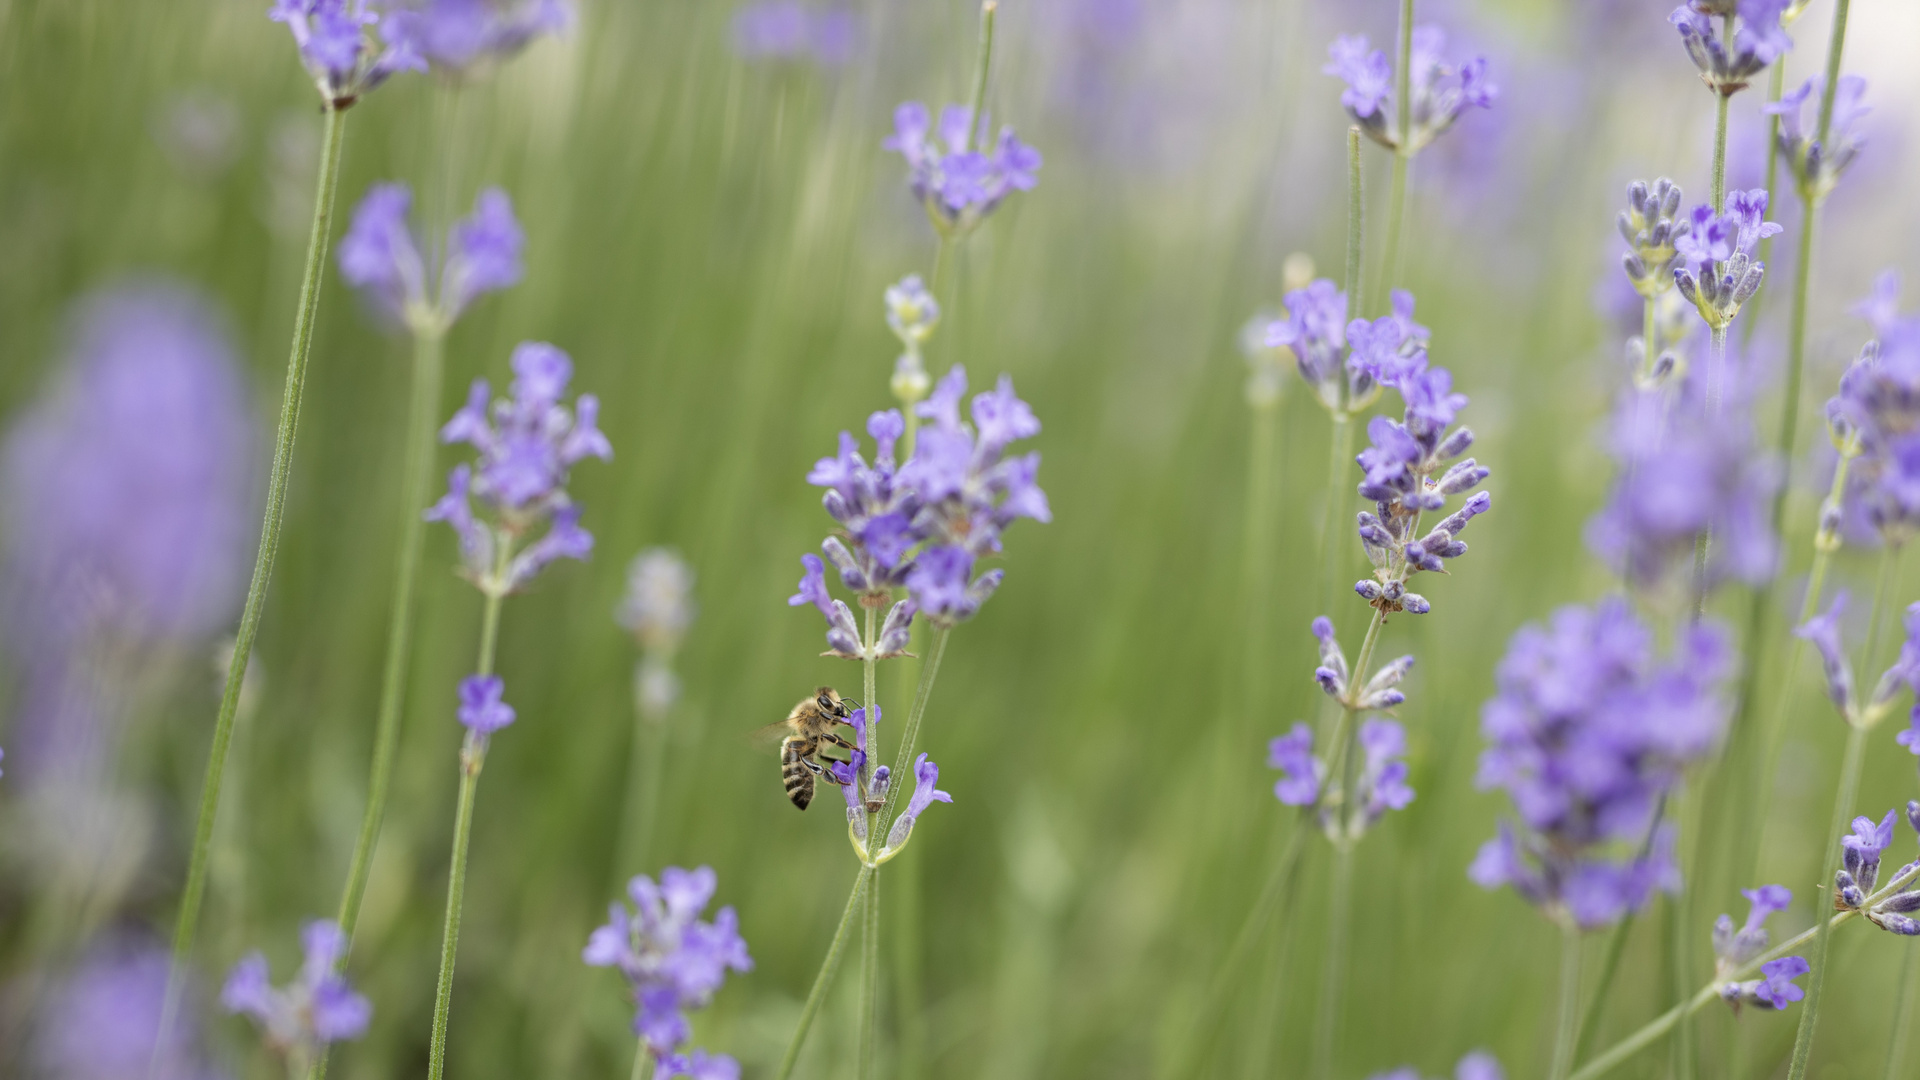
[884,752,952,849]
[338,182,524,330]
[382,0,569,74]
[1842,809,1897,891]
[1324,26,1497,154]
[1620,178,1689,299]
[730,1,858,66]
[619,548,696,654]
[33,939,224,1080]
[1268,723,1320,806]
[1471,599,1731,927]
[1829,276,1920,546]
[429,342,609,594]
[1352,353,1489,614]
[582,866,752,1060]
[1365,1053,1506,1080]
[223,920,371,1056]
[455,673,516,734]
[270,0,425,103]
[1265,278,1374,412]
[1794,591,1855,713]
[1669,0,1790,95]
[1713,883,1791,971]
[1358,718,1416,824]
[1587,379,1776,594]
[658,1049,743,1080]
[886,102,1041,237]
[1722,954,1810,1009]
[1765,75,1869,201]
[1672,189,1779,330]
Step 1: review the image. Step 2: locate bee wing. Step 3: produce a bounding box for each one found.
[744,721,796,753]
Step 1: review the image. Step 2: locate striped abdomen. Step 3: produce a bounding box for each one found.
[782,735,816,810]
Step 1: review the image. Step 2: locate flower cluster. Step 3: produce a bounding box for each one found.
[269,0,425,105]
[222,920,372,1060]
[618,547,696,717]
[870,752,951,856]
[382,0,570,75]
[886,274,940,409]
[1669,0,1791,96]
[426,342,612,595]
[790,365,1048,643]
[1268,619,1417,838]
[1366,1051,1505,1080]
[1766,75,1870,202]
[1832,804,1920,936]
[1795,595,1920,738]
[1829,273,1920,546]
[1711,884,1809,1009]
[730,1,858,67]
[338,183,524,332]
[1264,282,1430,415]
[1672,189,1779,330]
[1586,376,1776,594]
[884,103,1042,237]
[455,673,516,735]
[1619,178,1687,299]
[1352,355,1490,615]
[36,940,225,1080]
[583,866,752,1073]
[1470,600,1731,927]
[1323,27,1497,154]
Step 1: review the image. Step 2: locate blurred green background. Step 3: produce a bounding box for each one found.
[4,0,1920,1077]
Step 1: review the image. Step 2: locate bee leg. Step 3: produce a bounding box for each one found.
[822,732,858,754]
[816,753,853,785]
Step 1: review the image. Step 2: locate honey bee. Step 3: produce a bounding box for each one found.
[762,686,858,810]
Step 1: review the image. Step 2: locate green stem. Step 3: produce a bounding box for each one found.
[1641,295,1657,377]
[1784,719,1871,1080]
[1319,413,1354,614]
[961,1,997,154]
[874,628,952,844]
[1344,127,1363,307]
[1811,0,1852,151]
[775,866,873,1080]
[1243,405,1278,732]
[153,101,348,1079]
[1573,801,1669,1063]
[1710,86,1729,214]
[1312,832,1356,1080]
[858,604,880,1080]
[1777,194,1817,517]
[1741,60,1788,348]
[1394,0,1413,150]
[426,553,509,1080]
[1376,153,1409,315]
[336,327,445,941]
[1549,922,1583,1080]
[613,694,668,883]
[629,1040,655,1080]
[1887,944,1920,1080]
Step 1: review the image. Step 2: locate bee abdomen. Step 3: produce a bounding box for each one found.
[781,737,815,810]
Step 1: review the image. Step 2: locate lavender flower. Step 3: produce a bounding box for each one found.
[1669,0,1791,95]
[1324,27,1497,154]
[1721,956,1811,1009]
[426,342,611,594]
[1831,805,1920,934]
[659,1049,743,1080]
[885,102,1041,237]
[222,920,371,1058]
[1265,279,1359,412]
[1791,593,1920,728]
[269,0,425,105]
[1269,723,1321,806]
[619,547,696,716]
[730,1,858,66]
[886,274,939,407]
[1365,1053,1507,1080]
[33,940,223,1080]
[582,865,752,1066]
[883,752,952,849]
[1672,189,1780,330]
[1357,719,1416,824]
[1352,357,1491,615]
[338,183,524,331]
[1586,380,1776,593]
[1471,600,1731,927]
[1765,75,1869,201]
[455,673,516,734]
[1829,277,1920,545]
[1619,178,1688,299]
[381,0,570,74]
[1712,883,1791,971]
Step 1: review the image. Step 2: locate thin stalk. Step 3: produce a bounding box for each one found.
[858,604,880,1080]
[1242,824,1309,1080]
[613,704,668,881]
[890,846,926,1080]
[1812,1,1852,150]
[629,1040,655,1080]
[1242,404,1278,734]
[1376,153,1409,316]
[1393,0,1413,149]
[153,101,349,1078]
[1374,0,1413,310]
[1710,87,1730,214]
[1886,944,1920,1080]
[775,866,874,1080]
[1310,832,1357,1080]
[1775,198,1818,535]
[1344,127,1363,306]
[1549,922,1583,1080]
[1667,883,1697,1080]
[1642,296,1657,377]
[1741,60,1788,348]
[1573,801,1669,1062]
[1319,413,1354,614]
[961,1,997,155]
[1784,720,1871,1080]
[875,628,952,842]
[426,553,509,1080]
[336,326,445,941]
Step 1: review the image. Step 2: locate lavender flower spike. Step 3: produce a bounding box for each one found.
[1269,723,1321,806]
[1722,955,1811,1009]
[886,274,940,407]
[1669,0,1791,96]
[1765,74,1869,202]
[1672,189,1780,330]
[1794,591,1855,714]
[885,102,1041,238]
[1324,27,1497,154]
[583,865,752,1065]
[382,0,571,75]
[269,0,425,105]
[884,753,952,851]
[223,920,372,1058]
[1713,883,1791,976]
[338,182,524,332]
[1620,178,1689,299]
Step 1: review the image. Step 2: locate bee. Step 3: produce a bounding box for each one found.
[763,686,858,810]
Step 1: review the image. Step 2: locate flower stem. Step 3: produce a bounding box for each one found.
[1710,87,1730,215]
[1784,719,1871,1080]
[1740,61,1788,348]
[776,865,874,1080]
[1311,833,1357,1080]
[629,1040,655,1080]
[1812,1,1853,151]
[1319,412,1354,613]
[1572,800,1669,1063]
[1549,922,1584,1080]
[1888,937,1920,1079]
[153,101,348,1079]
[1243,404,1279,729]
[426,557,509,1080]
[874,627,952,843]
[858,604,881,1080]
[1641,296,1658,376]
[962,1,997,155]
[1376,152,1409,316]
[336,327,445,941]
[1345,127,1364,307]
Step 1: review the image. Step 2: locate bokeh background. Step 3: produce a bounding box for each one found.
[5,0,1920,1077]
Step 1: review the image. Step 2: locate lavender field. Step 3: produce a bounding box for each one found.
[4,1,1920,1078]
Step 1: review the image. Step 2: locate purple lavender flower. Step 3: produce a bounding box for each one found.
[1722,955,1810,1009]
[1471,599,1731,927]
[1323,26,1497,154]
[381,0,569,74]
[1712,883,1791,971]
[791,410,920,654]
[619,548,695,715]
[582,866,753,1061]
[730,2,858,66]
[1265,278,1374,411]
[34,939,223,1080]
[1365,1054,1506,1080]
[1765,75,1869,200]
[223,920,371,1057]
[1829,278,1920,545]
[1358,719,1416,824]
[1791,592,1920,728]
[1268,723,1320,806]
[1669,0,1790,95]
[338,182,524,330]
[659,1049,743,1080]
[1352,356,1490,614]
[455,673,516,734]
[1586,379,1776,593]
[1619,178,1689,298]
[885,102,1041,237]
[1794,591,1855,713]
[884,752,952,849]
[427,342,610,593]
[1672,189,1779,330]
[269,0,425,104]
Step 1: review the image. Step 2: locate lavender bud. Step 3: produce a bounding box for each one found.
[1879,891,1920,914]
[1908,801,1920,837]
[1837,869,1865,910]
[1874,912,1920,936]
[825,599,863,658]
[1675,269,1699,304]
[876,599,917,657]
[1315,666,1345,697]
[1436,426,1476,460]
[821,536,869,592]
[1732,263,1765,305]
[1402,592,1431,614]
[1355,580,1384,602]
[1438,459,1488,494]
